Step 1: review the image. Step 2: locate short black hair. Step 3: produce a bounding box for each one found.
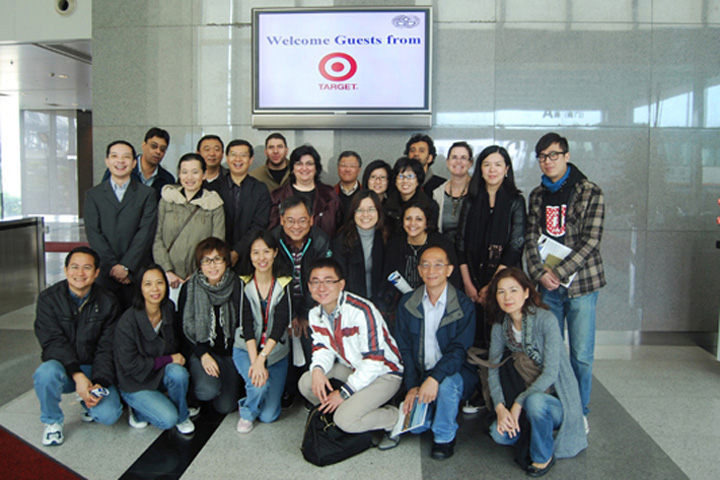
[64,246,100,270]
[106,140,136,159]
[194,237,231,270]
[196,134,224,152]
[308,257,345,281]
[279,195,312,217]
[420,244,451,264]
[177,153,207,173]
[289,145,322,183]
[404,133,436,165]
[226,139,254,158]
[337,150,362,168]
[132,263,170,310]
[535,132,569,157]
[144,127,170,144]
[265,132,287,147]
[393,157,426,186]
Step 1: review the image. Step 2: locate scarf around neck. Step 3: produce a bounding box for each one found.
[503,311,543,367]
[183,269,237,348]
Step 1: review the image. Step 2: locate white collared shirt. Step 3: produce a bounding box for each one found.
[110,178,130,202]
[340,180,360,196]
[422,284,448,370]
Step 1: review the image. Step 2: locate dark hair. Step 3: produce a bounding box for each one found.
[404,133,436,166]
[106,140,136,159]
[339,190,386,253]
[361,160,393,193]
[132,263,170,310]
[144,127,170,144]
[196,134,224,152]
[447,141,474,166]
[308,257,345,281]
[238,229,290,277]
[65,246,100,270]
[402,201,437,234]
[420,244,451,264]
[279,195,312,217]
[177,153,207,174]
[486,268,549,324]
[226,139,254,158]
[289,145,322,183]
[393,157,425,187]
[194,237,231,270]
[337,150,362,168]
[467,145,521,199]
[535,132,569,157]
[265,132,287,148]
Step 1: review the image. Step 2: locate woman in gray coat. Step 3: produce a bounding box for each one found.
[486,267,587,477]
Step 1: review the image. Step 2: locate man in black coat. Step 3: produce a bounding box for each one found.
[33,246,122,446]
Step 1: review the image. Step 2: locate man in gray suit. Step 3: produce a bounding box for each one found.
[84,140,158,310]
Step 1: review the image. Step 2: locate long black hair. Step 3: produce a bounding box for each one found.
[467,145,521,200]
[338,190,387,254]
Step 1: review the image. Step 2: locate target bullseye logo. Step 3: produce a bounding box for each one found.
[319,52,357,82]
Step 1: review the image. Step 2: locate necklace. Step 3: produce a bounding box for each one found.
[447,179,469,218]
[407,236,427,257]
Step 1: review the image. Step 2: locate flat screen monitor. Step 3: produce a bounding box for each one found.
[252,7,432,129]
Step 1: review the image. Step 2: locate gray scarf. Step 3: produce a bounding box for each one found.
[503,310,544,368]
[183,269,237,348]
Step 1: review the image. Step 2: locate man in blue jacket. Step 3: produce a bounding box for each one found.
[395,245,476,460]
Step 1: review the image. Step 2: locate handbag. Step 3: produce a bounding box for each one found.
[301,406,372,466]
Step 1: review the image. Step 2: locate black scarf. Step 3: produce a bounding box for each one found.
[465,186,512,287]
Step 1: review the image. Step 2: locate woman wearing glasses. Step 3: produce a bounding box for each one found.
[153,153,225,303]
[383,157,439,235]
[457,145,526,349]
[361,159,393,203]
[178,237,242,414]
[268,145,342,238]
[432,142,474,246]
[332,190,387,303]
[232,230,292,432]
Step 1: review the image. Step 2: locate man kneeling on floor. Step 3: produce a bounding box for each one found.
[33,246,123,446]
[298,258,404,449]
[395,246,477,460]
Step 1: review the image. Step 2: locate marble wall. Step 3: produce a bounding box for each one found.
[92,0,720,332]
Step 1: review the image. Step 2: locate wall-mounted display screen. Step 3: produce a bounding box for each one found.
[252,7,432,129]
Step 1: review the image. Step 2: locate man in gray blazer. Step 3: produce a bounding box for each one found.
[84,140,158,310]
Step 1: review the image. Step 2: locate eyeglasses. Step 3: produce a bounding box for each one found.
[149,142,167,152]
[449,155,471,162]
[68,264,95,273]
[537,151,566,163]
[355,207,377,215]
[200,256,225,266]
[338,163,359,169]
[369,174,387,182]
[397,173,417,181]
[308,279,341,288]
[419,262,450,271]
[284,217,309,227]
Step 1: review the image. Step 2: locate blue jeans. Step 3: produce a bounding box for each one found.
[540,286,598,416]
[490,393,563,463]
[411,372,463,444]
[233,348,287,423]
[33,360,122,425]
[120,363,190,430]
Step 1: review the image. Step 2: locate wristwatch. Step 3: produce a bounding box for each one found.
[339,388,351,400]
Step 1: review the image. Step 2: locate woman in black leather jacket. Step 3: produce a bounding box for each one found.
[457,145,526,348]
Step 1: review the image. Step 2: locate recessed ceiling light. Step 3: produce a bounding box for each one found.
[58,74,69,79]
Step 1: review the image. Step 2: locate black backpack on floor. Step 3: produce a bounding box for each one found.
[301,406,373,466]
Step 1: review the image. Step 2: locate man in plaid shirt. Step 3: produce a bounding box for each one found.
[525,132,605,433]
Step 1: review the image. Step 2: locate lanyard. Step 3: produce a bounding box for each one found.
[253,276,275,347]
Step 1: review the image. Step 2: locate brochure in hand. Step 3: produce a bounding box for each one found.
[537,234,577,288]
[390,397,429,438]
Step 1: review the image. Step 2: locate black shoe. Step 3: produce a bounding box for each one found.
[526,457,555,477]
[430,439,455,460]
[281,392,295,410]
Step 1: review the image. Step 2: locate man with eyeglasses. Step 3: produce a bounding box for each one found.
[33,246,123,446]
[525,132,605,434]
[101,127,175,200]
[206,139,270,271]
[298,258,404,446]
[394,246,476,460]
[271,195,332,408]
[334,150,363,224]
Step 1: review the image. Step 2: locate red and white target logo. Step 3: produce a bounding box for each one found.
[319,53,357,82]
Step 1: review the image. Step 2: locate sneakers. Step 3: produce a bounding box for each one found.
[128,409,149,429]
[583,415,590,435]
[188,406,201,418]
[42,423,64,446]
[80,408,94,423]
[377,432,400,450]
[236,417,254,433]
[462,392,486,415]
[176,418,195,435]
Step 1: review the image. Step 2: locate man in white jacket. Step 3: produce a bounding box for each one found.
[298,258,403,444]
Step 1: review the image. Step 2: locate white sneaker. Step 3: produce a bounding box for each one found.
[176,418,195,435]
[236,418,254,433]
[42,423,64,446]
[583,415,590,435]
[80,407,93,423]
[188,406,201,418]
[128,409,148,429]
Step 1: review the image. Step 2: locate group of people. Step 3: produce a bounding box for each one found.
[33,127,605,475]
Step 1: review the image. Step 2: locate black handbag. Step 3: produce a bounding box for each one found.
[301,406,372,466]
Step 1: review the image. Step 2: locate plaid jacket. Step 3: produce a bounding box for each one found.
[525,177,606,298]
